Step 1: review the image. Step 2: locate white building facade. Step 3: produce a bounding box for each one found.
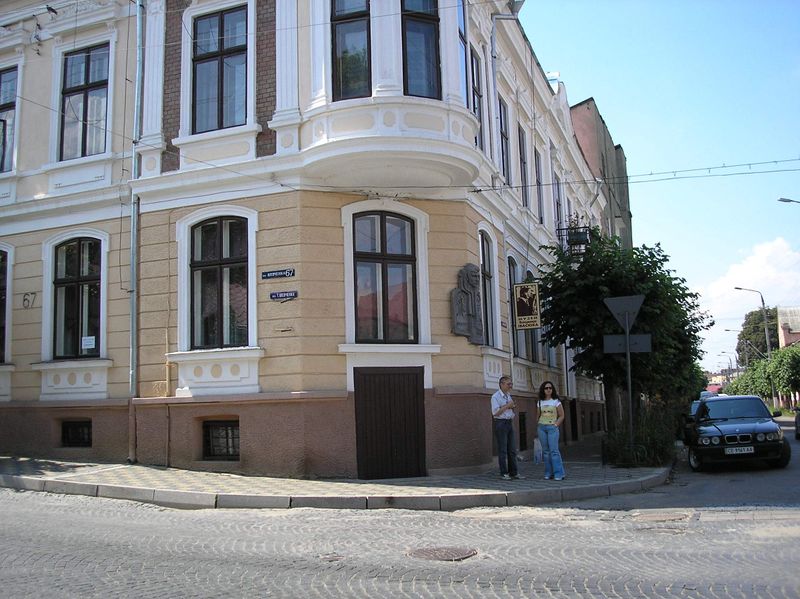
[0,0,621,478]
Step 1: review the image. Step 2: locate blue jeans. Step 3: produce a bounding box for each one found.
[538,424,565,479]
[493,418,518,476]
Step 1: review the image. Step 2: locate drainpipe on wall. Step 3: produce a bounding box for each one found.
[127,0,145,464]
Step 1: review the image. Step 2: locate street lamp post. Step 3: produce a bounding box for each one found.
[733,287,772,360]
[734,286,776,402]
[778,198,799,204]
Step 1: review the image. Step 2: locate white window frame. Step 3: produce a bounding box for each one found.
[48,31,117,166]
[40,229,110,361]
[0,241,13,363]
[174,204,259,351]
[177,0,258,142]
[477,223,501,349]
[0,52,22,179]
[339,199,439,391]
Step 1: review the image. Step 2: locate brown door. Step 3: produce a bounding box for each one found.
[354,366,426,479]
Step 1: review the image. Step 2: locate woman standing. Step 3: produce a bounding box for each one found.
[537,380,566,480]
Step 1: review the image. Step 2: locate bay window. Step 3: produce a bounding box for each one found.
[332,0,371,101]
[402,0,440,99]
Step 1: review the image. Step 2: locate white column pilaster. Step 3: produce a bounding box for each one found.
[268,0,301,153]
[136,0,167,177]
[438,0,462,105]
[308,0,329,111]
[371,0,403,96]
[138,0,166,177]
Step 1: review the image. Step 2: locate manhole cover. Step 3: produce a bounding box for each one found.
[407,547,477,562]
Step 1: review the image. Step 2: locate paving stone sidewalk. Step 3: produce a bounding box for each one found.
[0,435,669,510]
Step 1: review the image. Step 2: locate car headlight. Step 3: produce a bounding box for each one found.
[757,433,765,442]
[700,437,720,446]
[766,431,782,441]
[711,436,720,445]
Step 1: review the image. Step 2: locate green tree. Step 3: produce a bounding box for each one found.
[768,345,800,398]
[537,229,712,430]
[725,358,771,397]
[735,307,777,365]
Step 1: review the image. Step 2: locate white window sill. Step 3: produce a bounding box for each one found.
[166,346,264,397]
[338,344,441,354]
[172,123,262,170]
[30,359,112,400]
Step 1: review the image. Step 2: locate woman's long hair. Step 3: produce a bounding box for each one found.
[538,380,560,401]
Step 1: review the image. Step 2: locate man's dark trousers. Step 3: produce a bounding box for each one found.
[493,418,518,476]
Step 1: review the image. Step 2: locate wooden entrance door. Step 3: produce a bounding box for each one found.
[353,367,426,479]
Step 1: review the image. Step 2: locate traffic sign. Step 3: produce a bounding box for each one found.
[603,295,644,333]
[603,334,652,354]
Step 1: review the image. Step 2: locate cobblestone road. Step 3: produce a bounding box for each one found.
[2,487,799,598]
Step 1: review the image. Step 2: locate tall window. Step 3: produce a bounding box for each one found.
[470,49,483,150]
[53,238,101,359]
[457,0,468,107]
[190,217,248,349]
[498,98,510,182]
[508,257,518,357]
[518,126,529,207]
[534,148,544,224]
[402,0,440,99]
[193,6,247,134]
[60,44,108,161]
[354,212,417,343]
[553,174,562,230]
[479,231,494,346]
[0,68,17,172]
[332,0,371,101]
[0,250,6,363]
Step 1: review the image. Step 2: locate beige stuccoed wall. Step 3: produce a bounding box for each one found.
[137,190,500,396]
[3,218,132,401]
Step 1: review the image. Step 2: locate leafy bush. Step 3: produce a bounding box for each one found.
[603,407,676,467]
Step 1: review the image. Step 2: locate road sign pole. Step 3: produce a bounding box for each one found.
[625,311,633,447]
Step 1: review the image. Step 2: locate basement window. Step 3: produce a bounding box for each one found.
[61,420,92,447]
[203,420,240,460]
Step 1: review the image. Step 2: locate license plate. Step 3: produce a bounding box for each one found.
[724,446,754,455]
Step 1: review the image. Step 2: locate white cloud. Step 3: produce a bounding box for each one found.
[697,237,800,371]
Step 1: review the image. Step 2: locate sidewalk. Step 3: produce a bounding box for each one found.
[0,435,669,511]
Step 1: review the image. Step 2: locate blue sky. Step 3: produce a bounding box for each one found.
[517,0,800,372]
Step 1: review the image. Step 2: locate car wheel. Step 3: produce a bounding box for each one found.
[688,448,704,472]
[770,439,791,468]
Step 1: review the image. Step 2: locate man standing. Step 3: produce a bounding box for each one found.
[491,376,522,480]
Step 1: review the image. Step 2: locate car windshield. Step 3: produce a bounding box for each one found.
[702,398,771,420]
[689,400,700,416]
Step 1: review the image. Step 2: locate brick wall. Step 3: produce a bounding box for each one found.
[161,0,277,173]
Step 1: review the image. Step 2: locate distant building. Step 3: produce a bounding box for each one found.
[569,98,632,249]
[777,306,800,348]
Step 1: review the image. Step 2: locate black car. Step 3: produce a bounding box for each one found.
[685,395,790,471]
